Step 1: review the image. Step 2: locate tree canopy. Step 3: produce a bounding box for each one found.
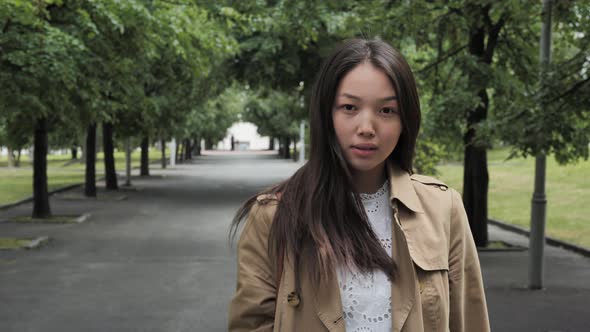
[0,0,588,242]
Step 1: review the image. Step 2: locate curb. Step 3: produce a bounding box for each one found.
[75,213,91,223]
[25,236,50,249]
[489,219,590,258]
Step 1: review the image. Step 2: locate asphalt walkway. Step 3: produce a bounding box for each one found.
[0,151,588,332]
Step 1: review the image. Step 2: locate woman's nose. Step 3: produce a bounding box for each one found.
[356,110,376,137]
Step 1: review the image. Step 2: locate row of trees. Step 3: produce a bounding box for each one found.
[0,0,240,217]
[1,0,588,246]
[220,0,589,246]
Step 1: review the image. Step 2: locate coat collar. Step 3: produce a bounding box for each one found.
[387,161,424,214]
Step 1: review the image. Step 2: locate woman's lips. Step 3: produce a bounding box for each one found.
[351,145,377,157]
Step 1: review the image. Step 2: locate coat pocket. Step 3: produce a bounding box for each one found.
[415,266,450,332]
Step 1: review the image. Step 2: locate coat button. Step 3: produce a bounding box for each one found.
[287,291,300,307]
[439,185,448,191]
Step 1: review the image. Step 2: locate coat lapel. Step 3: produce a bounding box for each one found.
[311,162,419,332]
[391,206,418,332]
[388,162,419,332]
[387,161,424,214]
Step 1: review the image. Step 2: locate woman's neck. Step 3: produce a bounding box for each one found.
[351,163,387,194]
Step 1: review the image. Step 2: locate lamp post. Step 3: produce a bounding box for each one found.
[528,0,552,290]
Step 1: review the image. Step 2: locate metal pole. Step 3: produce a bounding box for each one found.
[299,120,305,163]
[529,0,552,290]
[170,138,176,167]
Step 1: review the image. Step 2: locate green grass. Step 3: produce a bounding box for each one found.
[0,149,165,205]
[437,149,590,248]
[0,238,32,250]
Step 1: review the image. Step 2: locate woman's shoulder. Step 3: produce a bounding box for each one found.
[255,193,281,205]
[408,173,466,229]
[408,173,463,214]
[409,173,449,191]
[241,193,281,231]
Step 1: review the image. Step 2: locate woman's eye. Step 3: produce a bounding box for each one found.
[340,104,356,111]
[381,107,397,115]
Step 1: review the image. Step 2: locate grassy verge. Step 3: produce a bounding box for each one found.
[0,238,32,250]
[0,149,165,205]
[437,149,590,248]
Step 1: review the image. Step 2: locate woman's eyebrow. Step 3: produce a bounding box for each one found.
[341,93,398,101]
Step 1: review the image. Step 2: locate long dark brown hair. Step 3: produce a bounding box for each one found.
[230,38,421,285]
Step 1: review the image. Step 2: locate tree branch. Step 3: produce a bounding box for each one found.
[549,76,590,103]
[2,19,11,34]
[484,11,509,63]
[417,44,468,74]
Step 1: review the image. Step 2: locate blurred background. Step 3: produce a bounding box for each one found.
[0,0,589,331]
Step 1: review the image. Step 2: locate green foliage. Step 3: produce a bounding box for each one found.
[494,0,590,164]
[186,84,246,143]
[0,0,239,151]
[1,1,85,123]
[242,87,304,140]
[1,0,587,170]
[414,136,443,176]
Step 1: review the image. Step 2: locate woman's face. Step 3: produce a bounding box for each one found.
[332,62,402,175]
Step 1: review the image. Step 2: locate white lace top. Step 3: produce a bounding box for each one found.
[337,180,393,332]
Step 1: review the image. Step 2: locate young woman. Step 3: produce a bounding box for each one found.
[228,38,490,332]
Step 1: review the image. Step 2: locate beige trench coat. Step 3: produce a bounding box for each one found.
[228,162,490,332]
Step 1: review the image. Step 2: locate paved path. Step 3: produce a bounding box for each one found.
[0,152,588,332]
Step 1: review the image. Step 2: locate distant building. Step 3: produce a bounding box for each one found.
[218,122,274,151]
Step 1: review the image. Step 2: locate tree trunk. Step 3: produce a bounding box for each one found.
[283,136,291,159]
[6,146,14,167]
[102,122,118,190]
[463,125,489,247]
[15,149,21,167]
[178,140,185,163]
[205,137,213,150]
[185,139,191,160]
[160,138,166,169]
[32,118,51,218]
[461,14,499,247]
[292,137,298,161]
[175,138,180,164]
[71,147,78,159]
[125,139,132,186]
[269,136,275,150]
[85,123,97,197]
[140,136,150,176]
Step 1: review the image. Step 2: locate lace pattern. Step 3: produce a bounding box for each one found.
[338,180,393,332]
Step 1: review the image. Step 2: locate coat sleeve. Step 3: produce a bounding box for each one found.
[228,202,277,332]
[448,189,490,332]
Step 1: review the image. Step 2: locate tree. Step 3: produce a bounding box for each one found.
[186,84,245,151]
[1,0,86,217]
[242,87,303,158]
[361,0,589,246]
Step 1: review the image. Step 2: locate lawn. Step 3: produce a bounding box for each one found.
[437,149,590,248]
[0,149,165,205]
